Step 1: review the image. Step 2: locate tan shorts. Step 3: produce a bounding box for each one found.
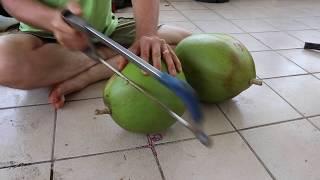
[2,17,137,48]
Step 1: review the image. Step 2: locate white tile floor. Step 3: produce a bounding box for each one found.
[1,0,320,179]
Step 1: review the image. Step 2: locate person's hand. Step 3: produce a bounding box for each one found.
[50,1,88,50]
[118,35,182,76]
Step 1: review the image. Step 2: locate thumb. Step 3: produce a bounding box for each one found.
[67,1,82,15]
[117,56,128,70]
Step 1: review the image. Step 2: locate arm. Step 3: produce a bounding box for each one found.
[2,0,58,31]
[123,0,180,76]
[132,0,159,38]
[2,0,87,50]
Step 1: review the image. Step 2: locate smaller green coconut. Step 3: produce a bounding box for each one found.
[175,33,262,103]
[103,63,186,134]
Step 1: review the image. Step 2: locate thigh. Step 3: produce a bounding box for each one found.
[0,32,44,53]
[157,24,192,45]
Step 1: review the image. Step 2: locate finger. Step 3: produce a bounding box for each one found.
[168,45,182,72]
[140,38,151,63]
[152,40,162,71]
[162,42,176,76]
[117,57,128,70]
[67,1,82,15]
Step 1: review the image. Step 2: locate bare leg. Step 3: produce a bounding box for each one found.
[0,25,191,108]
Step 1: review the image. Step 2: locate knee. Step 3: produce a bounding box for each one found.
[0,42,31,89]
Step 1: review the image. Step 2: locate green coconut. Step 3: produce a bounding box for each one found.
[103,63,186,133]
[175,33,261,103]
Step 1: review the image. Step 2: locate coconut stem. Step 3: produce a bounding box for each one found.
[250,79,263,86]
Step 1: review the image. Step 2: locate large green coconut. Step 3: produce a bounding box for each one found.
[103,63,186,133]
[175,33,261,103]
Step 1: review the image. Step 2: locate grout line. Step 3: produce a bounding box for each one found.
[237,117,306,131]
[262,79,320,131]
[147,135,166,180]
[0,103,51,111]
[154,130,236,147]
[0,146,149,170]
[54,145,148,162]
[0,160,52,170]
[307,118,320,131]
[0,97,103,111]
[217,105,277,180]
[260,73,312,80]
[50,109,57,180]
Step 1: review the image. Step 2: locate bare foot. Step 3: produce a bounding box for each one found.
[48,55,121,109]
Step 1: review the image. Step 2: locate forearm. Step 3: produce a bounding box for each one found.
[2,0,58,31]
[132,0,159,38]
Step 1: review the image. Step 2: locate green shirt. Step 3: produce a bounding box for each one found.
[19,0,118,36]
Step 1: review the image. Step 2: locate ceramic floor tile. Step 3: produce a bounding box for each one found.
[54,148,162,180]
[230,34,270,51]
[288,30,320,44]
[296,17,320,29]
[180,10,221,21]
[170,1,208,10]
[0,163,50,180]
[66,80,106,101]
[231,19,279,33]
[194,20,243,34]
[251,51,306,78]
[160,21,202,33]
[219,85,301,129]
[251,32,304,50]
[278,49,320,73]
[0,86,49,109]
[215,8,268,19]
[55,98,148,159]
[156,133,272,180]
[159,10,188,22]
[199,2,236,10]
[309,116,320,129]
[0,105,54,167]
[152,104,233,144]
[242,120,320,180]
[265,75,320,116]
[160,1,175,11]
[263,18,311,31]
